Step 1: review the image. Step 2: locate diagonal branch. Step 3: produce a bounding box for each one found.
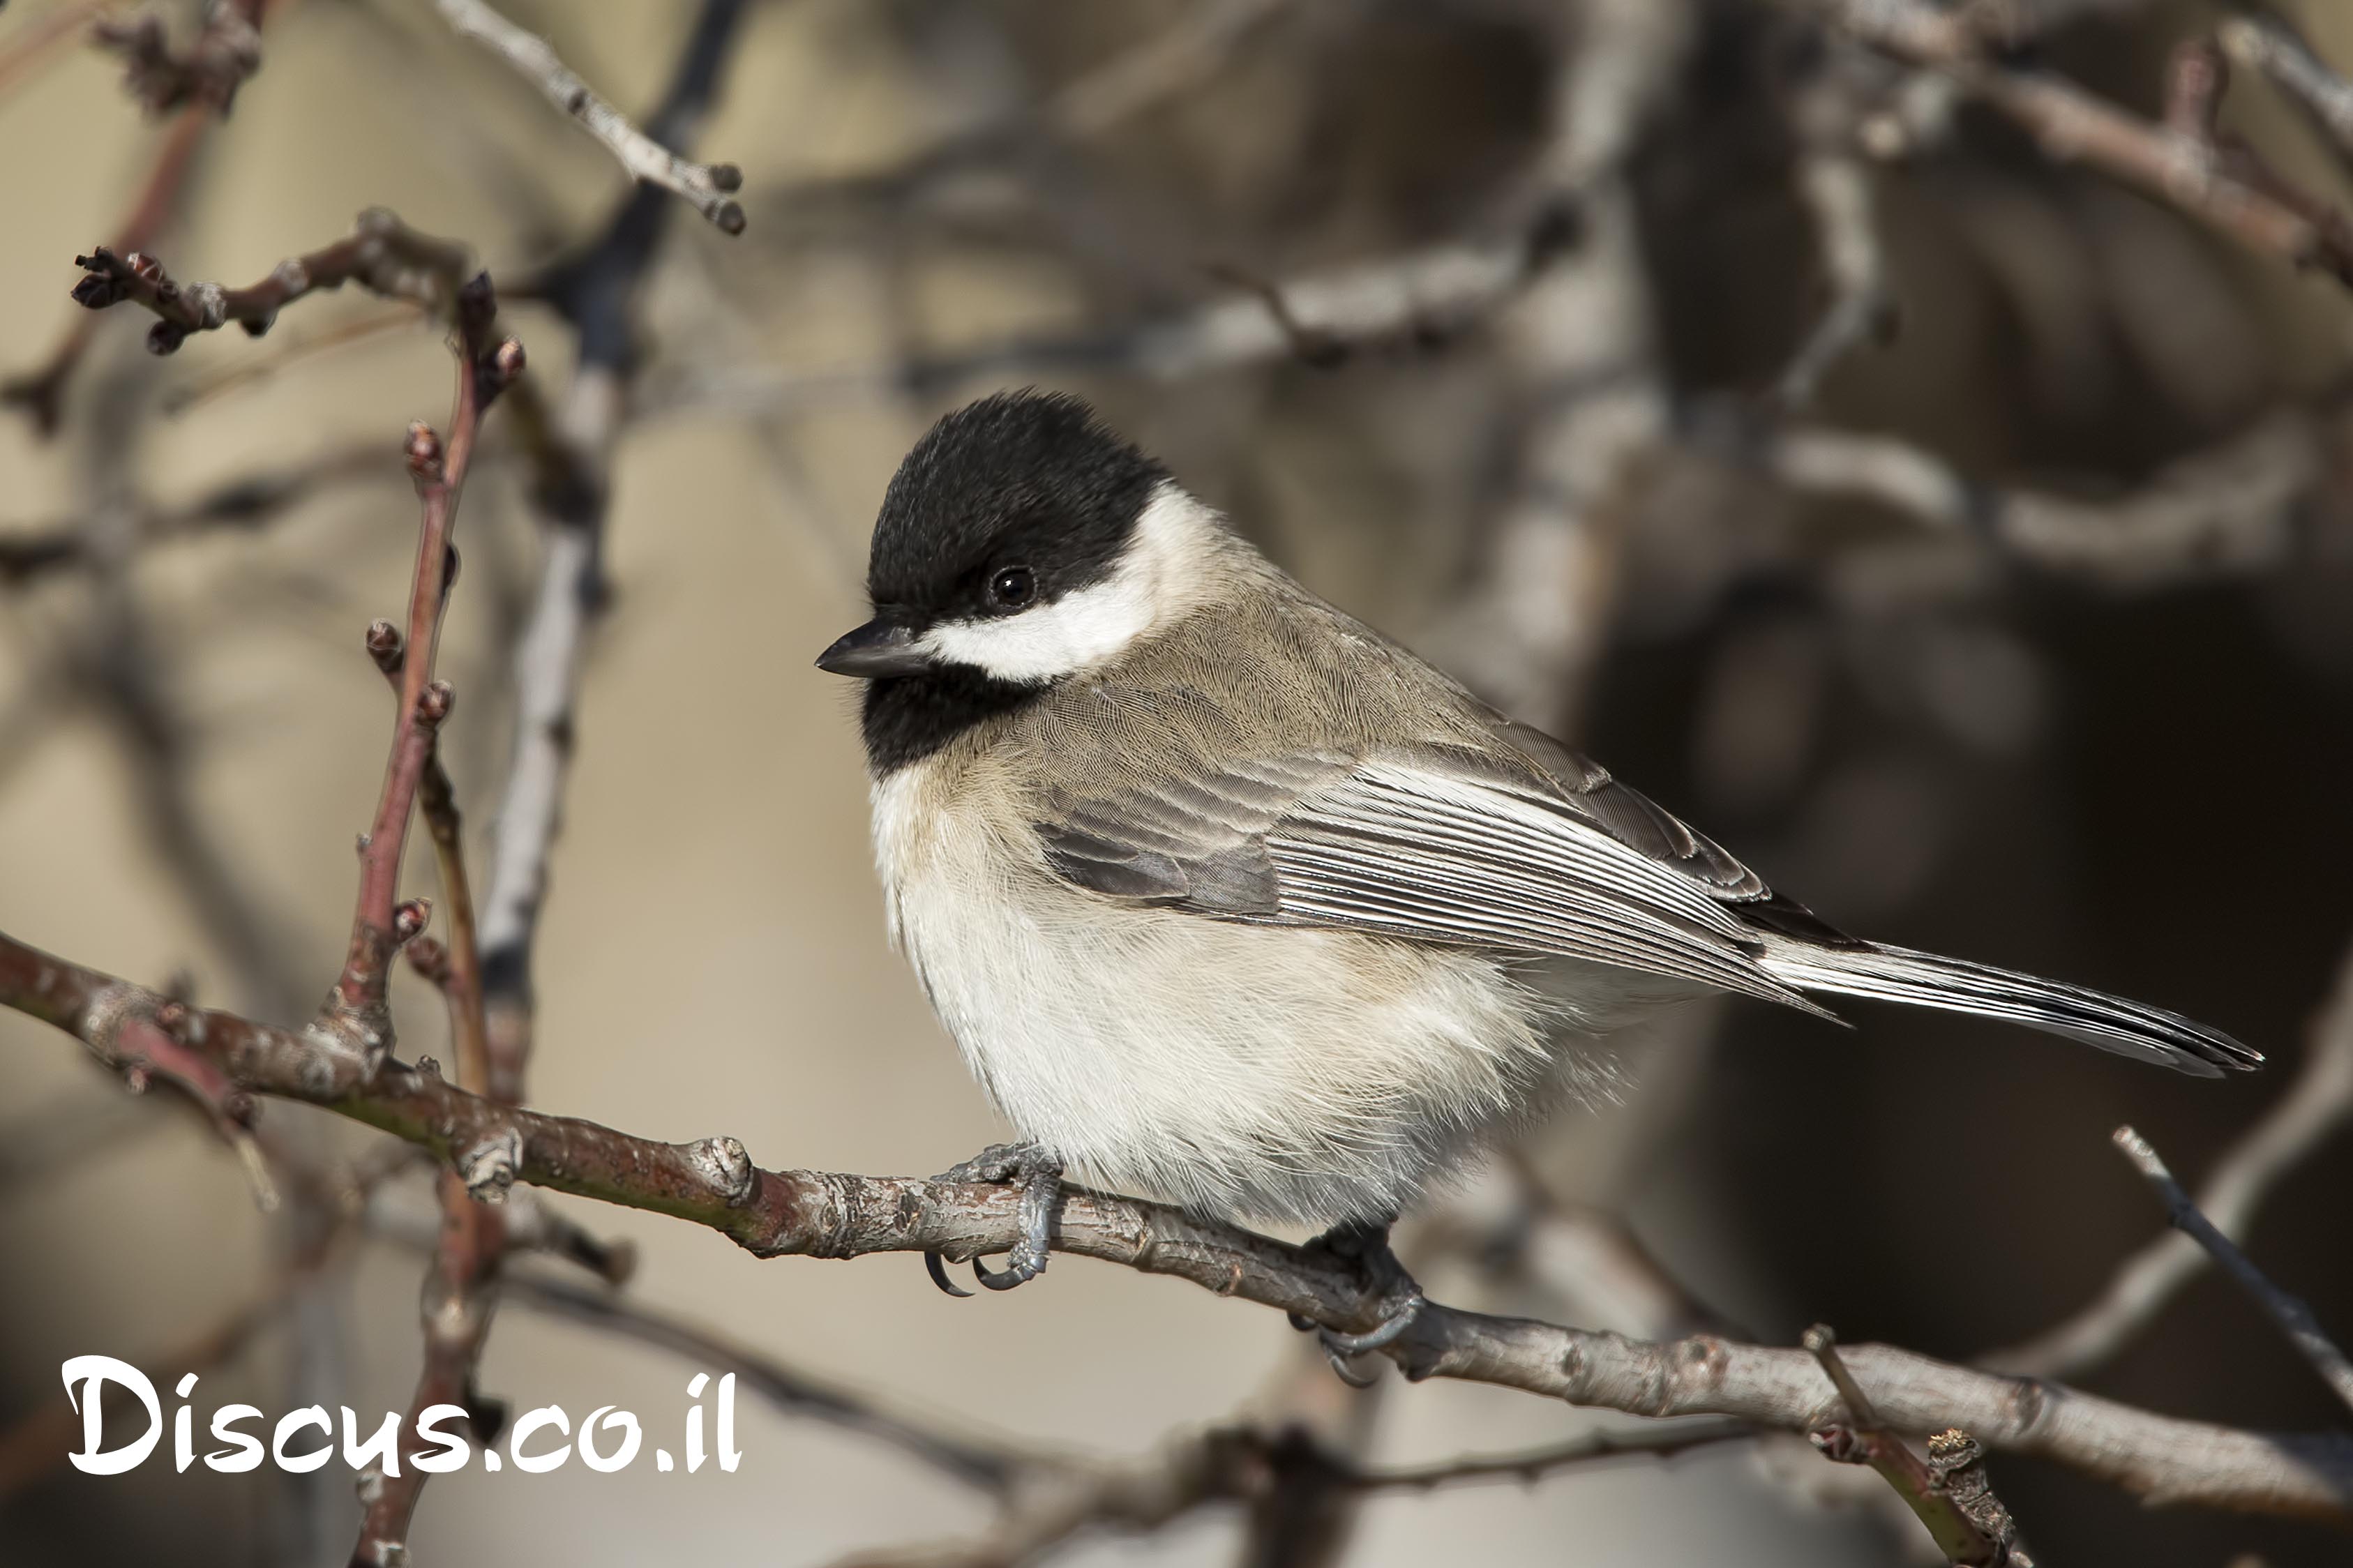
[2,925,2349,1527]
[1797,0,2353,290]
[1987,942,2353,1378]
[433,0,744,233]
[2113,1124,2353,1417]
[2220,8,2353,164]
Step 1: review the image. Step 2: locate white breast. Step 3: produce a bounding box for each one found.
[870,764,1620,1226]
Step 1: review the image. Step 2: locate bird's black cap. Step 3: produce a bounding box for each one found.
[865,389,1166,622]
[831,391,1168,773]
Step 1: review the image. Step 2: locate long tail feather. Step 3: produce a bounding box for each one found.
[1755,937,2260,1078]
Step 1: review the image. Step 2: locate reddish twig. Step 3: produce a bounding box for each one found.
[112,1008,276,1210]
[320,283,521,1071]
[349,1172,507,1568]
[356,11,748,1555]
[358,585,509,1567]
[63,209,483,356]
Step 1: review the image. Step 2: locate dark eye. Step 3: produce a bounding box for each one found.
[989,565,1036,609]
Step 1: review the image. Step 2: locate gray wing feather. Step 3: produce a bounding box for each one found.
[1032,718,2254,1076]
[1037,742,1830,1016]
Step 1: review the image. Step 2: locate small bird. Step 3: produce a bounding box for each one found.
[818,391,2257,1362]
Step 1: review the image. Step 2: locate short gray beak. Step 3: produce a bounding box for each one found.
[815,617,932,679]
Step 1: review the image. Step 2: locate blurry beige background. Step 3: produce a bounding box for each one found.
[4,1,2352,1564]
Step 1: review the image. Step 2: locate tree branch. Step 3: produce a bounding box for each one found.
[2,926,2347,1526]
[433,0,745,233]
[0,439,397,587]
[319,281,521,1071]
[63,209,486,355]
[1798,0,2353,290]
[1806,1325,2027,1565]
[1987,941,2353,1378]
[348,7,752,1555]
[2113,1124,2353,1417]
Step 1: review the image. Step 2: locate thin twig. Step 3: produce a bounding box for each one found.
[1776,64,1896,409]
[2220,9,2353,163]
[2112,1124,2353,1417]
[163,304,428,413]
[319,278,522,1073]
[433,0,744,233]
[1798,0,2353,290]
[1,439,396,587]
[644,229,1556,419]
[1805,1326,2024,1565]
[836,1417,1757,1568]
[351,9,751,1558]
[477,0,748,1101]
[63,209,483,355]
[504,1272,1023,1493]
[1763,409,2321,589]
[1987,942,2353,1377]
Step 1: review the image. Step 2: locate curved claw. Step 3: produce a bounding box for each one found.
[1323,1344,1383,1387]
[1322,1292,1424,1356]
[972,1246,1046,1291]
[925,1250,975,1298]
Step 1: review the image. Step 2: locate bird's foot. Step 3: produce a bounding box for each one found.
[1288,1214,1425,1386]
[924,1140,1063,1297]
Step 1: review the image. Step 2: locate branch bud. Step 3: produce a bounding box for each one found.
[417,679,454,727]
[488,337,526,388]
[458,1126,523,1203]
[393,898,433,943]
[365,619,405,677]
[405,421,444,485]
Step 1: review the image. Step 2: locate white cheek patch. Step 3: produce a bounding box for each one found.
[917,483,1218,683]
